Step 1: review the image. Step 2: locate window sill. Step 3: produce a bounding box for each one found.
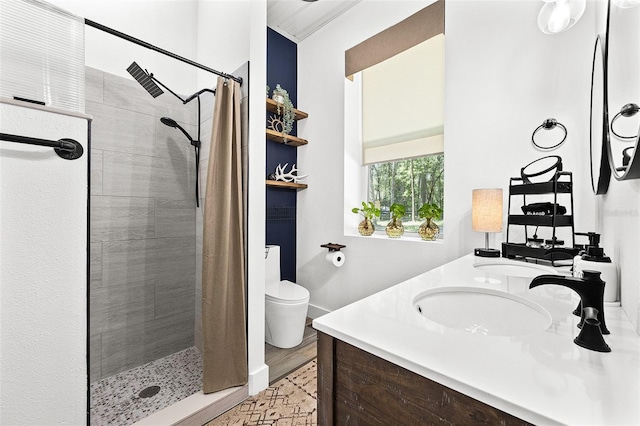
[345,231,444,244]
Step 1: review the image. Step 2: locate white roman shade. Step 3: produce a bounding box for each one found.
[361,34,444,165]
[345,0,445,165]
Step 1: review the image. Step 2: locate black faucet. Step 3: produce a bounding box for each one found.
[530,270,610,351]
[574,307,611,352]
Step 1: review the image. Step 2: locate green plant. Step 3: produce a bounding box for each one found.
[351,201,381,220]
[417,202,442,221]
[271,84,295,139]
[389,203,406,220]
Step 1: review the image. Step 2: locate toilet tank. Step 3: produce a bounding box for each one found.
[265,245,281,285]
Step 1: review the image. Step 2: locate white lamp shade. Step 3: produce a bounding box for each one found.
[538,0,586,34]
[472,189,503,233]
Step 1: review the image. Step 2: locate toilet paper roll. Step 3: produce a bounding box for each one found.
[326,251,345,267]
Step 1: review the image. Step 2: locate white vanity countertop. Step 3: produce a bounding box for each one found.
[313,254,640,426]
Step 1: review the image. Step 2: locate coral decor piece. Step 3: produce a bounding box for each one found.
[268,115,284,133]
[271,163,309,183]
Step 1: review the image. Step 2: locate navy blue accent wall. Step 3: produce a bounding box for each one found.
[266,28,297,282]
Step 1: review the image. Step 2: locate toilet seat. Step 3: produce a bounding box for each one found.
[266,280,309,304]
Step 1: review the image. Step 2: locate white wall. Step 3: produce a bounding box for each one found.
[49,0,200,96]
[49,0,255,96]
[197,1,253,91]
[600,181,640,332]
[297,0,596,313]
[246,0,269,396]
[0,102,88,425]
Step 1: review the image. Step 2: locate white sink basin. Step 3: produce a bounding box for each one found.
[413,287,552,336]
[473,260,558,278]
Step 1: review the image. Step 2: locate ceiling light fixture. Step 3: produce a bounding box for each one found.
[538,0,586,34]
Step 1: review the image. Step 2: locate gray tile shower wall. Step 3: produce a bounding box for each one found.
[87,66,198,383]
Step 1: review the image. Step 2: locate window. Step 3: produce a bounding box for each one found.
[368,154,444,234]
[360,34,445,236]
[343,1,445,238]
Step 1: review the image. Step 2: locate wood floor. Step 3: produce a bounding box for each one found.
[265,317,317,384]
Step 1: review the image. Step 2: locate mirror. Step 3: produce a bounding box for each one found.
[590,33,611,194]
[520,155,563,184]
[606,0,640,181]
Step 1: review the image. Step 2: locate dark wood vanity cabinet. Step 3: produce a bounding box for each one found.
[317,332,531,425]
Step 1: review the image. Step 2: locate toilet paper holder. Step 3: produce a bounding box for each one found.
[321,243,346,252]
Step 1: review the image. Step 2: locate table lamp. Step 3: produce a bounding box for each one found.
[472,188,503,257]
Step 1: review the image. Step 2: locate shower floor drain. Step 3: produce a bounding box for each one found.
[138,386,161,398]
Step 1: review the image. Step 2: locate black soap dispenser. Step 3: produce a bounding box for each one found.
[573,232,619,304]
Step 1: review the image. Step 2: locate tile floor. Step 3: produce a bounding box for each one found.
[90,346,202,425]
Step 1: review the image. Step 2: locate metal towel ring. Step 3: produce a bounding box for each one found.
[531,118,567,151]
[610,103,639,140]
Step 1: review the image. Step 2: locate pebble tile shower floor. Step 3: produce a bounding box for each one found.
[90,346,202,425]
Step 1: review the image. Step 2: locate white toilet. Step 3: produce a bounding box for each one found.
[265,245,310,348]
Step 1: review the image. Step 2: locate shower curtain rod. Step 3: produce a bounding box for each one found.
[84,19,243,86]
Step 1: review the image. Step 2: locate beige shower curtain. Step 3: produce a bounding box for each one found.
[202,77,247,393]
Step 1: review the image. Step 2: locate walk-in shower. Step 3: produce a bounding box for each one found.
[86,18,246,426]
[88,65,204,424]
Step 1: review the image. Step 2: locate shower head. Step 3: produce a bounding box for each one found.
[160,116,202,208]
[127,62,164,98]
[160,117,178,128]
[127,61,217,105]
[160,117,198,147]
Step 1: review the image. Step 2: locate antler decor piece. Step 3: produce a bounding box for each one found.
[272,163,308,183]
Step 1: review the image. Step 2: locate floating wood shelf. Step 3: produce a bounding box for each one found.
[266,180,308,190]
[266,98,308,121]
[265,129,308,147]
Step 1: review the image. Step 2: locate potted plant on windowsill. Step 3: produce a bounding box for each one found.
[271,84,295,142]
[386,203,406,238]
[351,202,381,236]
[417,202,442,241]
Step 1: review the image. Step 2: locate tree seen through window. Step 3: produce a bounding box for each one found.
[368,154,444,234]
